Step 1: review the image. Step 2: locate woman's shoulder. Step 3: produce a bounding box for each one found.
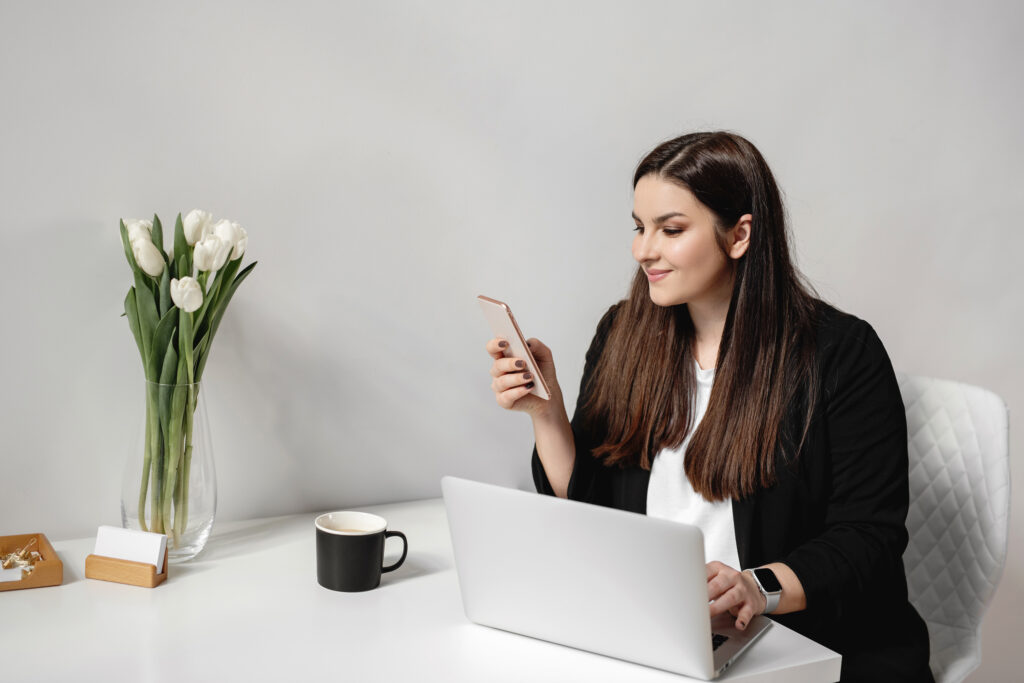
[590,299,627,341]
[810,299,888,353]
[809,299,899,395]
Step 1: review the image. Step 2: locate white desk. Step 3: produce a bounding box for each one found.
[3,499,840,682]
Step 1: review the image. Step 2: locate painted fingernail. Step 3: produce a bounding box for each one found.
[515,360,525,368]
[499,341,508,348]
[525,382,535,389]
[523,372,532,380]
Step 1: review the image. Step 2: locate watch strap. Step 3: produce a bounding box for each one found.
[745,568,781,614]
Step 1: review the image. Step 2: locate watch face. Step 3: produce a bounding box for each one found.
[753,568,782,593]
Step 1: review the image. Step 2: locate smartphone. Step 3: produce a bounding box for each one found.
[477,295,551,400]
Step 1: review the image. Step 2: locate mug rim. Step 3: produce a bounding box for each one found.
[315,510,387,535]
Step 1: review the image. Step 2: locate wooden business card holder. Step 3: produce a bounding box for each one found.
[85,547,168,588]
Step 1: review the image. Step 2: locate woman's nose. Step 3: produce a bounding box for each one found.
[633,230,656,263]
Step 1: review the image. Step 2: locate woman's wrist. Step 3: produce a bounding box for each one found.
[529,388,567,423]
[758,562,806,615]
[530,396,574,498]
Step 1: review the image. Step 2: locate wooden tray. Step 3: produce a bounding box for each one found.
[0,533,63,592]
[85,547,168,588]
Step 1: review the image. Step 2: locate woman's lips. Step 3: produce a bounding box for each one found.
[646,269,670,283]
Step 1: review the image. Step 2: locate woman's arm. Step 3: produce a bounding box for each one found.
[526,340,575,498]
[780,316,910,621]
[712,314,907,629]
[532,304,621,503]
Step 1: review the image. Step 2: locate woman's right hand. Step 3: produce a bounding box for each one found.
[486,337,562,418]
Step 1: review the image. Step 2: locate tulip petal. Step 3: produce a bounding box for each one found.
[120,220,144,279]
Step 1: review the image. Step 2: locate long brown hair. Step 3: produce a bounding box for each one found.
[581,131,820,501]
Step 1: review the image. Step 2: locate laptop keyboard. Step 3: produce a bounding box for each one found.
[712,633,729,651]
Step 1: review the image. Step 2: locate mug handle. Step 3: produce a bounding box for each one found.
[382,530,408,573]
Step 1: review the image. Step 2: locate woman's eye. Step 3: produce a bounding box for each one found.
[662,228,683,236]
[632,225,644,233]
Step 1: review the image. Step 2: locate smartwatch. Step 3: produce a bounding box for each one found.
[745,567,782,614]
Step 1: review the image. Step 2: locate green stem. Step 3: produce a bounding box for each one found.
[162,383,189,548]
[151,395,165,534]
[176,386,197,540]
[137,396,153,532]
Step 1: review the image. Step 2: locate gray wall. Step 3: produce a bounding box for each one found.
[1,1,1019,679]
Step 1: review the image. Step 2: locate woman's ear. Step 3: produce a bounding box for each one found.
[728,214,752,259]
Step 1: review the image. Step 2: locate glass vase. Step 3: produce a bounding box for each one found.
[121,380,216,563]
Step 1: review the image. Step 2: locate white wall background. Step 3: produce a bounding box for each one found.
[1,1,1019,678]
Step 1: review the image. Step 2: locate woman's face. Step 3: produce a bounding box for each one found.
[631,174,746,309]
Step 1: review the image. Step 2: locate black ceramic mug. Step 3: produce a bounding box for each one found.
[315,511,408,592]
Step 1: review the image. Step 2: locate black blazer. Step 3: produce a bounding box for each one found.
[532,301,933,683]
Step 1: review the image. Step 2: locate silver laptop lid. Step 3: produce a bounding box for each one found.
[442,475,721,679]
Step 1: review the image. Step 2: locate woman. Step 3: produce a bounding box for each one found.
[485,132,933,682]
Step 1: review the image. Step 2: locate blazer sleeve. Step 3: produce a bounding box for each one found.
[532,303,620,505]
[781,317,911,621]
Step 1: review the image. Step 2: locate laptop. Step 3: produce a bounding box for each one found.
[441,476,771,680]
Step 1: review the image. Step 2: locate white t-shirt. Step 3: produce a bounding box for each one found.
[646,361,742,570]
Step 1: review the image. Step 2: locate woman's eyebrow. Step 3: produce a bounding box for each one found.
[631,211,689,223]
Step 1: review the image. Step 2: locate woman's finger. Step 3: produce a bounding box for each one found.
[733,602,758,631]
[706,561,728,580]
[707,574,735,603]
[706,562,738,602]
[491,371,535,394]
[496,382,536,410]
[708,584,744,618]
[490,356,528,378]
[485,338,511,360]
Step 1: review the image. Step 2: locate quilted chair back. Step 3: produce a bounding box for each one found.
[897,373,1010,683]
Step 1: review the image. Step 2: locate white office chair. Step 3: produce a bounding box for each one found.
[897,373,1010,683]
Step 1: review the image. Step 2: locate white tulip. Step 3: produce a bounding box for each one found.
[193,234,232,272]
[183,209,213,245]
[132,238,165,278]
[170,277,203,313]
[212,219,248,260]
[124,219,153,245]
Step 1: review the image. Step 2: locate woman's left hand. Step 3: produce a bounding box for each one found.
[706,562,767,631]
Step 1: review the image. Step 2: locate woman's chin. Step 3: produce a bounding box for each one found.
[648,288,684,308]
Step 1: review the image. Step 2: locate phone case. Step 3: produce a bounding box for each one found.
[477,295,551,400]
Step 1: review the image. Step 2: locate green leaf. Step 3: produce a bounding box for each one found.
[192,329,210,382]
[177,255,189,282]
[157,336,178,438]
[216,257,242,304]
[125,288,145,365]
[152,214,165,262]
[147,308,179,383]
[195,261,256,381]
[174,213,191,277]
[134,271,159,372]
[192,274,222,343]
[158,268,172,318]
